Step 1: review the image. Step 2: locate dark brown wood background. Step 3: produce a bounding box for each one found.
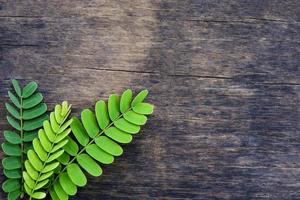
[0,1,300,199]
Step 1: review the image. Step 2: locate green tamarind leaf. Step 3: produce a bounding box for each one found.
[8,189,21,200]
[55,128,71,143]
[31,192,46,199]
[8,91,21,108]
[131,89,148,107]
[22,101,73,199]
[4,80,48,199]
[67,163,87,187]
[59,172,77,195]
[23,114,48,131]
[86,144,114,164]
[108,94,120,121]
[54,104,63,124]
[33,138,47,161]
[61,101,71,117]
[52,139,69,153]
[133,103,154,115]
[47,149,64,162]
[2,143,21,156]
[81,109,99,138]
[4,169,21,179]
[58,119,73,134]
[70,117,89,146]
[2,157,21,170]
[4,131,21,144]
[57,152,70,165]
[123,110,147,125]
[50,112,59,133]
[42,162,60,173]
[6,116,21,131]
[23,131,38,142]
[120,89,132,113]
[5,103,20,119]
[24,183,32,195]
[95,136,123,156]
[22,81,38,98]
[54,181,68,200]
[114,118,140,134]
[38,129,52,152]
[11,79,21,97]
[95,100,110,130]
[77,153,102,177]
[2,179,20,193]
[38,171,54,182]
[63,136,79,156]
[27,150,43,171]
[50,188,60,200]
[35,179,49,190]
[23,103,47,120]
[43,120,56,142]
[23,171,35,189]
[25,160,38,180]
[104,127,132,144]
[23,143,33,154]
[22,92,43,109]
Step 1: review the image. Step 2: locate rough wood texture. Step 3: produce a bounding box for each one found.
[0,1,300,199]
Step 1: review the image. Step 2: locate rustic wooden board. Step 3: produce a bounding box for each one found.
[0,1,299,199]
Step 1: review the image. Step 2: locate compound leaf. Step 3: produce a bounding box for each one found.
[49,89,154,199]
[23,101,72,199]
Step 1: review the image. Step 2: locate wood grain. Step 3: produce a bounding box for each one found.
[0,1,299,199]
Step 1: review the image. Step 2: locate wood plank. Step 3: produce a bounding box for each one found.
[0,1,300,200]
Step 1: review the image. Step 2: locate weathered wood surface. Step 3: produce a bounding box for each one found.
[0,1,300,199]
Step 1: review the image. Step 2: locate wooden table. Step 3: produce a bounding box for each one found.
[0,1,299,199]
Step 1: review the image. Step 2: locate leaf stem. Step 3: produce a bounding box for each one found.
[20,96,24,198]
